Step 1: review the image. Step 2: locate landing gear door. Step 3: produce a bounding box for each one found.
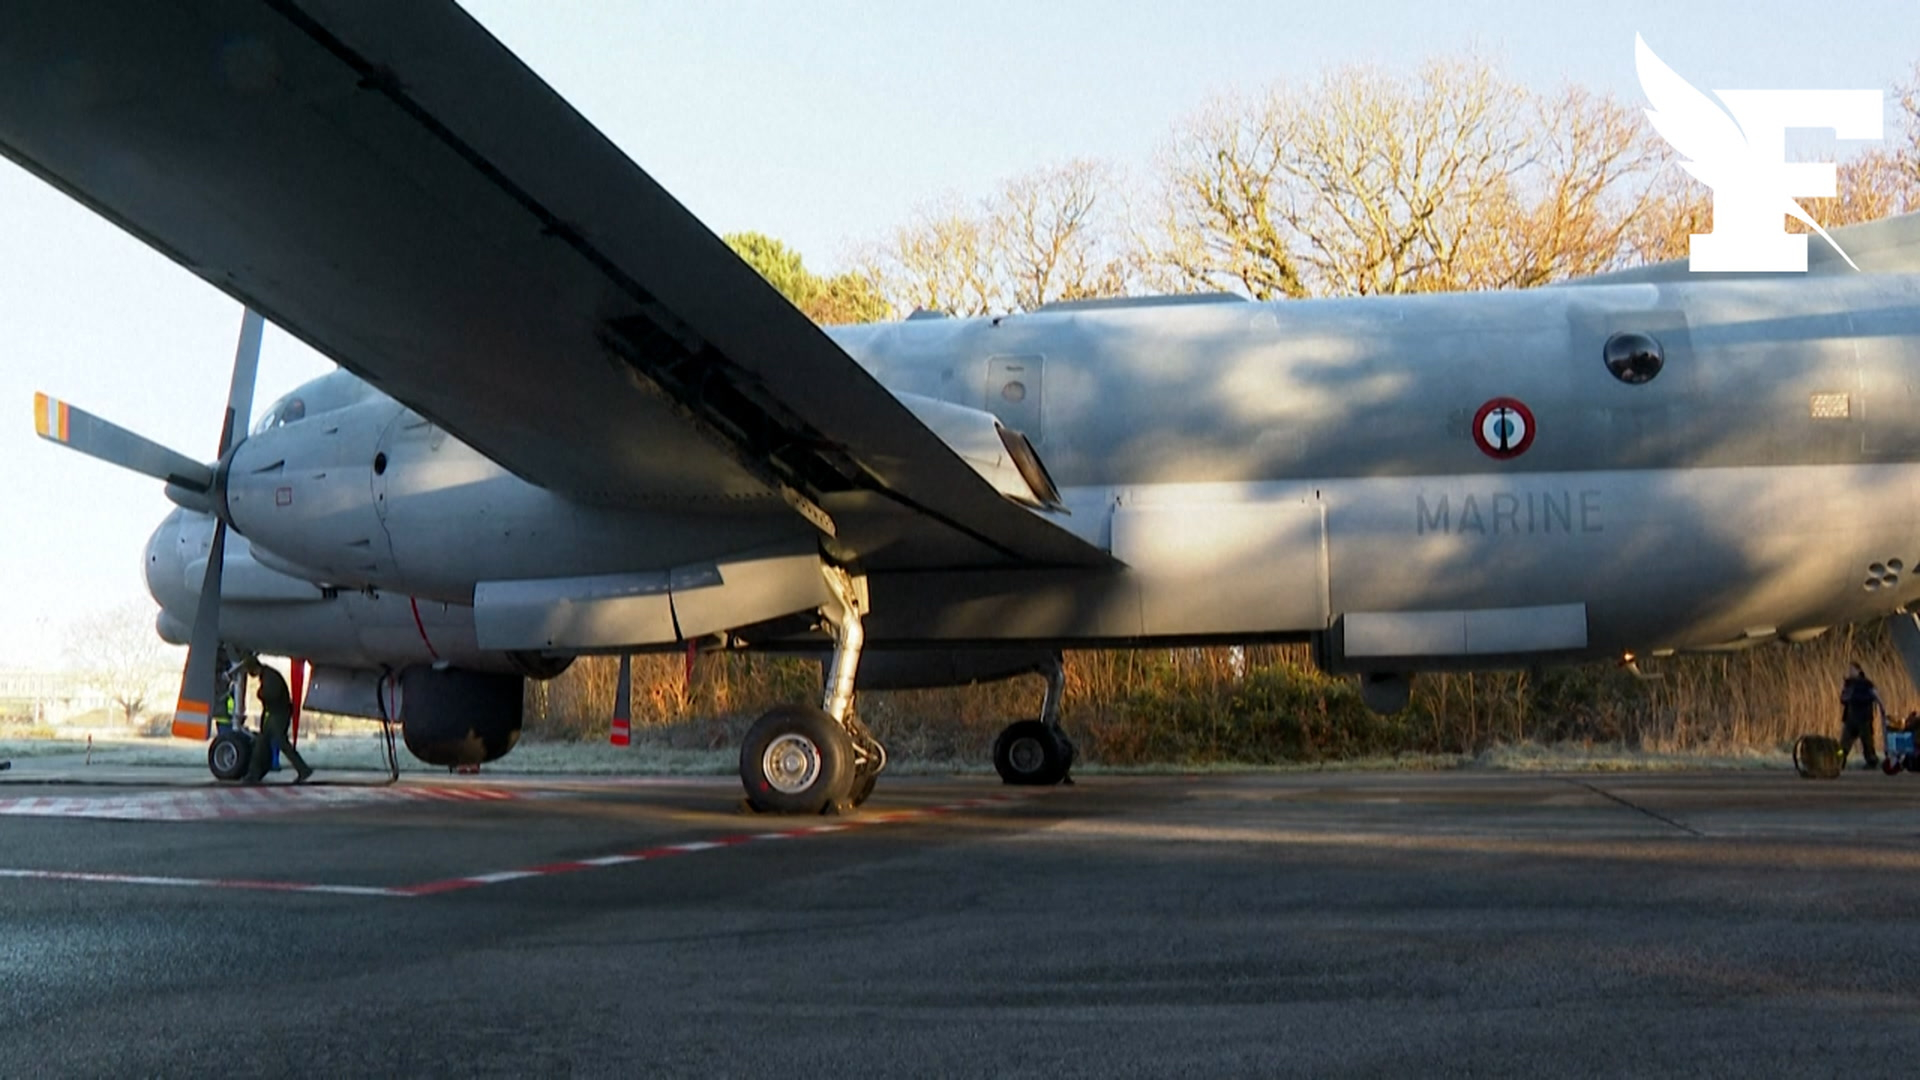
[1111,497,1330,635]
[986,354,1044,442]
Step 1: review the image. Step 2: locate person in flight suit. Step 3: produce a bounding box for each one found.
[242,658,313,784]
[1839,661,1887,771]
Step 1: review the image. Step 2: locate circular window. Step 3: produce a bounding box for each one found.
[1001,380,1027,403]
[373,452,388,476]
[1603,332,1664,384]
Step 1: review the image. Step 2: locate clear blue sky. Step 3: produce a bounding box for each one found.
[0,0,1913,666]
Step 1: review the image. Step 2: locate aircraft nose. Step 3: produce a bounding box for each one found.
[144,508,200,618]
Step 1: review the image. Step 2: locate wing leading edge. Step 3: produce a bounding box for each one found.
[0,0,1111,570]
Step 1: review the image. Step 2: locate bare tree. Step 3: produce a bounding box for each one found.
[1149,90,1308,300]
[1150,59,1700,297]
[868,160,1131,316]
[875,200,1007,317]
[995,159,1129,309]
[1622,164,1712,265]
[1284,58,1536,296]
[1450,86,1666,289]
[63,602,177,726]
[1897,62,1920,187]
[1800,149,1920,227]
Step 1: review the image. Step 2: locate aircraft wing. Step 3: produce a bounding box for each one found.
[0,0,1111,571]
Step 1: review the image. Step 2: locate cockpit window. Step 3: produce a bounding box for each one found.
[249,369,377,435]
[1603,332,1664,385]
[253,396,306,434]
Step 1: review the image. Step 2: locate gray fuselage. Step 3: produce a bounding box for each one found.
[165,273,1920,673]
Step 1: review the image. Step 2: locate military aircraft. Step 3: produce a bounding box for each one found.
[8,1,1920,811]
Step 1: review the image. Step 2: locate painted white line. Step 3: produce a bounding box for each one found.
[296,884,409,897]
[0,867,406,897]
[0,790,1054,899]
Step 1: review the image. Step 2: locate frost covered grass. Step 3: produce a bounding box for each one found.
[0,730,1800,775]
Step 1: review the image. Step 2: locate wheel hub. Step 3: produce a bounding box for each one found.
[762,732,823,794]
[1007,735,1047,774]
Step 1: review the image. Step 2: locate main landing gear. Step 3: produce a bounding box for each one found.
[992,654,1076,786]
[737,571,1078,813]
[739,567,886,814]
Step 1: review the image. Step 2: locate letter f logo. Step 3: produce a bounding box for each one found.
[1636,34,1882,272]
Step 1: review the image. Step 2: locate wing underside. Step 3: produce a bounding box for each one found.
[0,0,1111,571]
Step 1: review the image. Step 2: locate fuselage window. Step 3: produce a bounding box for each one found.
[1603,332,1664,384]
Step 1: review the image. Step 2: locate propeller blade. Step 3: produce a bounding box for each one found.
[611,653,632,747]
[171,519,227,740]
[217,308,264,458]
[33,392,215,492]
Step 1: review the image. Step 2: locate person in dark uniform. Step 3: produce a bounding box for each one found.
[243,659,312,784]
[1839,661,1886,771]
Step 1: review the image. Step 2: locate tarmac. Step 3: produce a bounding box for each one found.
[3,757,1920,1077]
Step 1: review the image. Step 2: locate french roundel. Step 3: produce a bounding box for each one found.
[1473,397,1534,459]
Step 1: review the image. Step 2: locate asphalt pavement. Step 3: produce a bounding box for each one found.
[3,762,1920,1077]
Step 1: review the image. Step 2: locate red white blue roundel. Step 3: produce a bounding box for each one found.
[1473,397,1534,459]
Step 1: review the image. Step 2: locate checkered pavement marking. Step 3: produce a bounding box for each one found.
[0,783,519,822]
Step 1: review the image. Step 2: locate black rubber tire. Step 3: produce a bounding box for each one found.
[740,705,856,814]
[208,729,254,782]
[1792,734,1841,779]
[849,771,878,808]
[993,720,1070,786]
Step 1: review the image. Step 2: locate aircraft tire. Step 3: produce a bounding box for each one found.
[740,705,856,814]
[993,720,1070,786]
[208,729,253,782]
[849,770,878,807]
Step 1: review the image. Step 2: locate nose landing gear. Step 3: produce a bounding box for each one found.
[208,727,254,781]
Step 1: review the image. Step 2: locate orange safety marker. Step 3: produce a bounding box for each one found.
[32,392,70,442]
[171,696,210,740]
[610,653,632,747]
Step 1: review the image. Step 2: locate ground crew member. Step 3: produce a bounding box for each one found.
[243,659,313,785]
[1839,661,1886,771]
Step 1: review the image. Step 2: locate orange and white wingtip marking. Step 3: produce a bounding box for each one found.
[32,393,69,442]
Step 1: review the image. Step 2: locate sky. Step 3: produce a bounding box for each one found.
[0,0,1915,668]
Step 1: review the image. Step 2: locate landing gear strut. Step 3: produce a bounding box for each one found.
[739,567,886,814]
[993,653,1075,786]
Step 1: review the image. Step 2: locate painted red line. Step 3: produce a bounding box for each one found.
[388,792,1053,896]
[212,878,311,892]
[522,861,595,875]
[408,595,441,661]
[392,879,482,897]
